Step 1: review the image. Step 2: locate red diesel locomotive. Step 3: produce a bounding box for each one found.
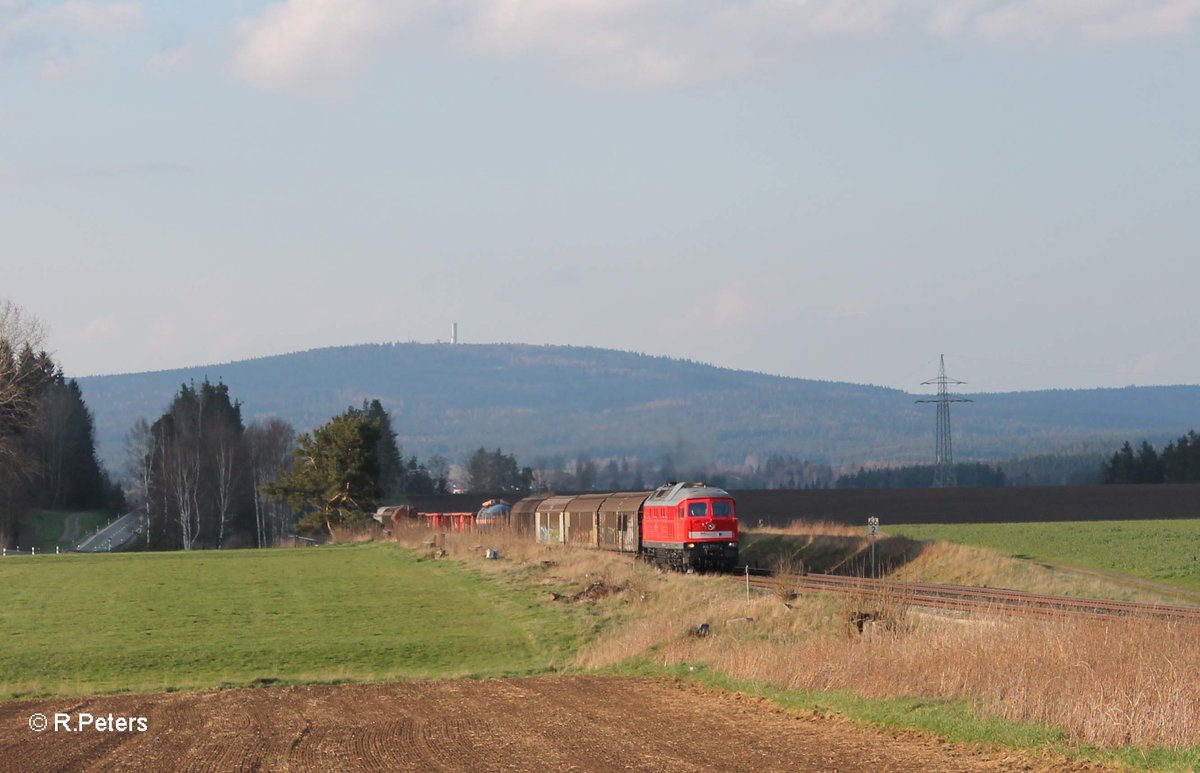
[516,482,738,572]
[639,482,738,571]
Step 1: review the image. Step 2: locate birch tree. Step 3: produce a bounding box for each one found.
[247,417,295,546]
[143,379,255,549]
[124,418,158,547]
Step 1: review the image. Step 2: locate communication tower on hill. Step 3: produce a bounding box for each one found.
[916,355,972,488]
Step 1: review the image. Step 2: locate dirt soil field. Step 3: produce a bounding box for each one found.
[0,676,1111,773]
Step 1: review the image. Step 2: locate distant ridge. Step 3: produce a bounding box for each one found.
[76,342,1200,470]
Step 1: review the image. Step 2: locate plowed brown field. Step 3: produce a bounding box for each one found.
[1,676,1108,772]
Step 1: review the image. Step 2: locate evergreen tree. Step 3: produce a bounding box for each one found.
[0,299,115,548]
[265,409,383,536]
[356,399,403,499]
[836,462,1006,489]
[1102,441,1138,484]
[1104,430,1200,484]
[32,379,107,509]
[1135,441,1164,484]
[465,447,533,494]
[397,456,446,495]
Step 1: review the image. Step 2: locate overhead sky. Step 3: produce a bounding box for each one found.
[3,1,1198,393]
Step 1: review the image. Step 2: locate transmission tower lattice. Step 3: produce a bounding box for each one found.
[915,354,972,488]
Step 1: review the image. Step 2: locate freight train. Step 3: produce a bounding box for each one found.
[507,482,738,572]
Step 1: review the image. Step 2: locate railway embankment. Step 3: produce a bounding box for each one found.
[379,524,1200,761]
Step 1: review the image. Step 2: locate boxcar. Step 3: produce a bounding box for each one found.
[526,483,737,571]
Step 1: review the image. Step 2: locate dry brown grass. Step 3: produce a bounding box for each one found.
[760,519,872,538]
[327,524,381,544]
[568,546,1200,747]
[837,579,913,636]
[386,522,1200,748]
[771,556,804,606]
[891,540,1183,604]
[691,611,1200,747]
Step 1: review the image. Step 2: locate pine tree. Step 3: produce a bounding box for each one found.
[265,410,383,536]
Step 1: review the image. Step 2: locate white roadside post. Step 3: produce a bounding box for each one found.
[867,516,879,579]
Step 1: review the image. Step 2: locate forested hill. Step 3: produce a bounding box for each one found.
[76,343,1200,469]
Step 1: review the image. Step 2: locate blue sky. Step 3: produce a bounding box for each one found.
[2,1,1198,392]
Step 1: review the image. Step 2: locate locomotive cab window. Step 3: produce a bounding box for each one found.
[688,502,708,517]
[712,501,732,517]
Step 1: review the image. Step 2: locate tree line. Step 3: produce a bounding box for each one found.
[0,301,122,548]
[835,462,1007,489]
[125,386,455,546]
[1101,431,1200,484]
[0,328,457,551]
[124,379,296,550]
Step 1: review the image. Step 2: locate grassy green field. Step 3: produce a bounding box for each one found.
[0,543,578,699]
[888,519,1200,590]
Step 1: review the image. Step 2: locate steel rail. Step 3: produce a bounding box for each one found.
[736,569,1200,622]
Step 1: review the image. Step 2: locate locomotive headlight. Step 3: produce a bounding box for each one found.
[729,541,738,547]
[686,543,695,548]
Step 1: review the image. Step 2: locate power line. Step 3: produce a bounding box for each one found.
[915,354,972,488]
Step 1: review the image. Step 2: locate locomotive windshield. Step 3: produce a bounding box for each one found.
[688,502,708,517]
[712,501,733,517]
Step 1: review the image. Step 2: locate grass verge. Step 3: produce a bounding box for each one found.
[21,510,112,552]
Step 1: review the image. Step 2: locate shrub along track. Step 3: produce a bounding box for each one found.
[1,676,1109,772]
[747,570,1200,621]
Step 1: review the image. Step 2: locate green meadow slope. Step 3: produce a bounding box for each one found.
[889,519,1200,591]
[0,544,577,700]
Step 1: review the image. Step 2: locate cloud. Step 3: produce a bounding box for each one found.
[1,1,141,79]
[75,313,120,343]
[4,1,140,36]
[929,0,1200,40]
[148,316,175,348]
[1085,0,1200,41]
[145,41,190,73]
[228,0,1200,94]
[682,280,755,333]
[228,0,416,95]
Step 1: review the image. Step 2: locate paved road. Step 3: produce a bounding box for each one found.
[75,512,140,552]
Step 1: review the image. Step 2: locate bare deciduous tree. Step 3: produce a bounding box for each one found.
[247,418,295,547]
[0,300,48,542]
[124,418,158,548]
[0,299,46,408]
[212,423,239,548]
[0,300,47,468]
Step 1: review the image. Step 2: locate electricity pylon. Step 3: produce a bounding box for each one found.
[916,355,971,488]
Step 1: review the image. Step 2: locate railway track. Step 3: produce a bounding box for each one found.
[736,568,1200,622]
